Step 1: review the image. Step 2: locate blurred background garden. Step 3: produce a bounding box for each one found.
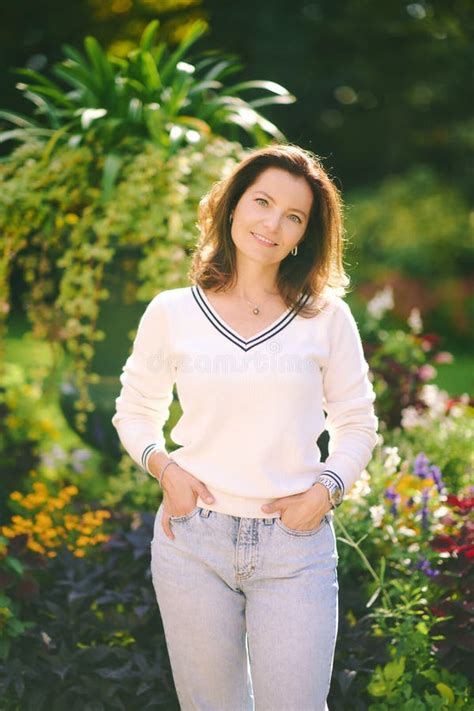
[0,1,473,709]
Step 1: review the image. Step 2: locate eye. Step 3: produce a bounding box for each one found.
[255,197,268,206]
[289,214,302,224]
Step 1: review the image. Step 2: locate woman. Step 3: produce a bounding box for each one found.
[112,143,378,710]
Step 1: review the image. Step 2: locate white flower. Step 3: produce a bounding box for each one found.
[433,505,450,519]
[420,384,449,417]
[370,504,385,527]
[401,406,423,429]
[346,469,371,500]
[398,525,417,537]
[367,285,394,319]
[383,446,401,474]
[407,307,423,334]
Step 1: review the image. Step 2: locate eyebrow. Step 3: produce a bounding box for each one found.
[252,190,308,219]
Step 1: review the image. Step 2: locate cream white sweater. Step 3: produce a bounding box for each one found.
[111,284,378,517]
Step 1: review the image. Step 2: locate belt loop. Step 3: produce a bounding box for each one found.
[200,508,212,518]
[264,517,274,525]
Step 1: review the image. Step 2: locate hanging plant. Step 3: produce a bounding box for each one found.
[0,136,247,436]
[0,19,294,435]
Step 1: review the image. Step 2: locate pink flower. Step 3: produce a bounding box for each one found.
[434,351,454,364]
[418,365,437,381]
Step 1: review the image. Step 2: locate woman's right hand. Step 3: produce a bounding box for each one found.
[153,459,215,540]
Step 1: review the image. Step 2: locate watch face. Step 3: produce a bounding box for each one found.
[332,487,343,506]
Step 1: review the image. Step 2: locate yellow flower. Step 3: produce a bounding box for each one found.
[28,540,46,554]
[76,536,91,547]
[73,549,86,558]
[65,213,79,225]
[64,485,79,496]
[9,491,23,502]
[1,527,16,538]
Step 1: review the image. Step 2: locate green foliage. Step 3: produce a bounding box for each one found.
[366,579,471,708]
[0,136,246,434]
[0,363,57,517]
[346,167,473,281]
[329,397,473,708]
[0,515,180,710]
[1,19,295,156]
[0,591,35,662]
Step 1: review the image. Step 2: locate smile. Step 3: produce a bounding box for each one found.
[251,232,277,247]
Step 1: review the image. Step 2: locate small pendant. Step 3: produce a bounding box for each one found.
[253,307,260,315]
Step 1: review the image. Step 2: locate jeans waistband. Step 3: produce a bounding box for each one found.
[196,483,329,519]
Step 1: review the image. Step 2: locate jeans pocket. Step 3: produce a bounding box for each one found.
[169,506,201,522]
[275,512,329,537]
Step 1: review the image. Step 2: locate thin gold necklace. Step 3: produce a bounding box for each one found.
[237,291,280,316]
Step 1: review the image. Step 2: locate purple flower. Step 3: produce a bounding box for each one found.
[414,558,440,578]
[429,464,445,494]
[414,453,430,479]
[384,486,400,517]
[420,488,430,530]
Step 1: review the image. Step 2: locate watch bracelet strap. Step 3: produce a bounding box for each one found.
[320,469,345,497]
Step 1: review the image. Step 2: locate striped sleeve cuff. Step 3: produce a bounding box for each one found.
[141,443,164,476]
[321,469,346,497]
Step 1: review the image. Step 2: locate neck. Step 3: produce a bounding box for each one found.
[228,262,281,303]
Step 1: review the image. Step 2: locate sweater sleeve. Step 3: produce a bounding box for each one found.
[321,298,378,495]
[111,292,176,475]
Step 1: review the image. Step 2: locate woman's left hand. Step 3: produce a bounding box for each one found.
[261,483,333,531]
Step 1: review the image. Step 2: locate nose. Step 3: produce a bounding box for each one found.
[262,209,282,234]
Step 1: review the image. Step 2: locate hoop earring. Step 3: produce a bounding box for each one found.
[229,211,234,224]
[291,245,298,256]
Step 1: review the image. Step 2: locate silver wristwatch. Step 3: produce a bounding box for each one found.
[318,472,344,509]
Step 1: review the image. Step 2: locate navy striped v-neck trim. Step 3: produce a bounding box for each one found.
[191,285,309,352]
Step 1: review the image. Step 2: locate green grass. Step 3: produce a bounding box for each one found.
[433,351,474,397]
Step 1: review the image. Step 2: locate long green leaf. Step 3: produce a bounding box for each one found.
[139,51,162,92]
[21,90,62,128]
[139,20,160,52]
[84,36,115,90]
[42,121,78,161]
[0,110,37,128]
[61,43,88,66]
[200,59,243,83]
[53,63,101,98]
[160,20,208,84]
[151,42,166,67]
[248,95,296,109]
[188,80,223,96]
[0,128,53,144]
[19,84,75,108]
[12,67,64,93]
[225,79,292,96]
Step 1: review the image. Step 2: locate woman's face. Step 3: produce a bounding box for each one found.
[230,167,313,265]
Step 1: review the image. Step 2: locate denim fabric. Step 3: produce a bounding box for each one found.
[150,502,339,711]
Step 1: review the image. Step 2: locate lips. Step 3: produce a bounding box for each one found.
[251,232,278,247]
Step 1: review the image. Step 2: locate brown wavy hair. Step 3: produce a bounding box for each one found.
[188,143,350,317]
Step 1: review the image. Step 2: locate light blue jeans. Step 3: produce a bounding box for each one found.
[150,502,339,711]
